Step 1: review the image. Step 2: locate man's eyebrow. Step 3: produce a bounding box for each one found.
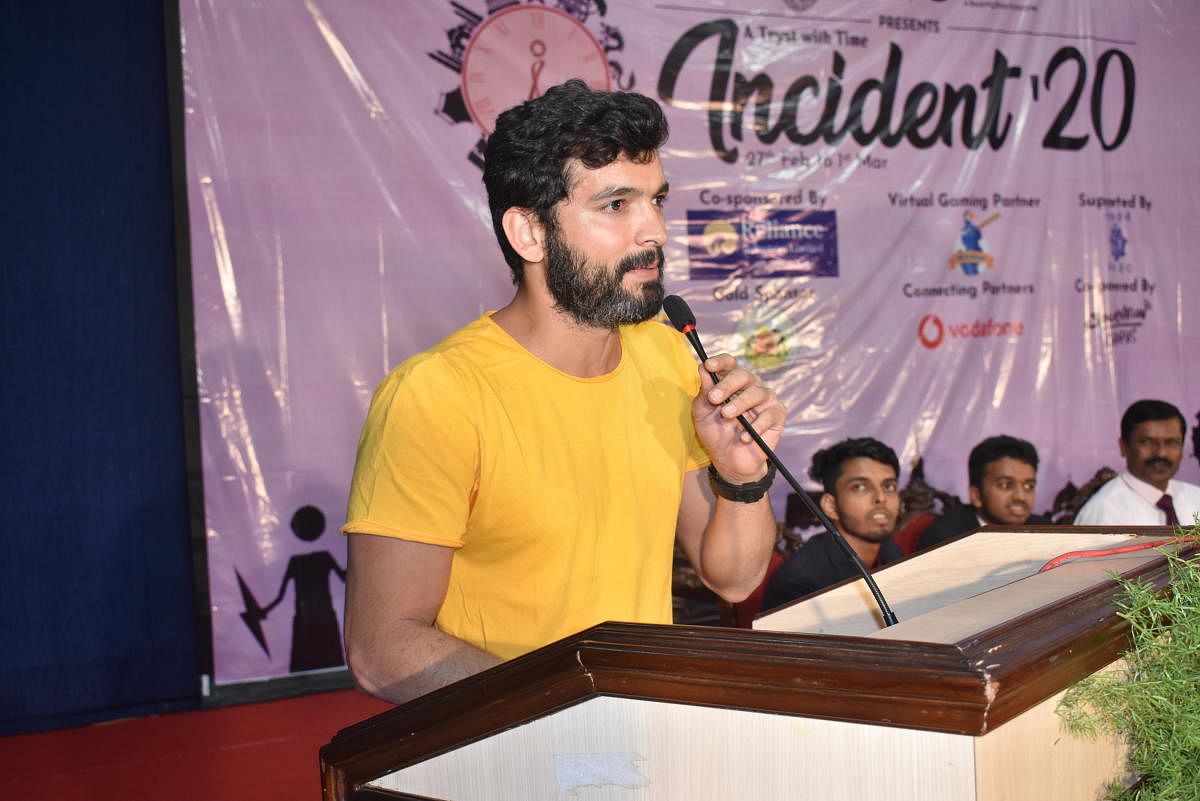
[587,181,670,203]
[841,474,897,484]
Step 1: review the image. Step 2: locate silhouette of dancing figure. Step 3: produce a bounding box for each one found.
[262,505,347,672]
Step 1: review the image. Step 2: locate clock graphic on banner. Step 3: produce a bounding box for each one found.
[460,4,611,136]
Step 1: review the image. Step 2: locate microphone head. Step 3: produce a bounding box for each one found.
[662,295,696,332]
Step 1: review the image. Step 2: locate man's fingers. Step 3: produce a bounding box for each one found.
[718,384,775,418]
[735,402,787,444]
[694,355,787,444]
[702,353,738,375]
[706,368,761,405]
[750,401,787,432]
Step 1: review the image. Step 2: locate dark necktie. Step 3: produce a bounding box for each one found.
[1156,493,1180,527]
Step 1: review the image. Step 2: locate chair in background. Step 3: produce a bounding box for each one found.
[1048,467,1117,523]
[894,457,966,555]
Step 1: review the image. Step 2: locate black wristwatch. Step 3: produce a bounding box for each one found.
[707,462,776,503]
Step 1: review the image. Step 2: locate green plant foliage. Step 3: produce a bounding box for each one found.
[1057,535,1200,801]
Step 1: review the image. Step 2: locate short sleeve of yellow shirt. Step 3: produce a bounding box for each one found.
[343,314,709,659]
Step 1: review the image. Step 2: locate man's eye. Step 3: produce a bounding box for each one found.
[653,194,668,207]
[605,199,625,212]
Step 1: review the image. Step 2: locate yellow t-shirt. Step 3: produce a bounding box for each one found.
[343,313,709,659]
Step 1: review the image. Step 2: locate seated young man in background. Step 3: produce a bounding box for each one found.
[918,435,1048,551]
[761,438,903,610]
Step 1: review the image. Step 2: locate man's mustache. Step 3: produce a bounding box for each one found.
[1145,457,1174,469]
[618,247,664,275]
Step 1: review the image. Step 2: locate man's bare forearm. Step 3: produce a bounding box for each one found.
[346,618,502,705]
[696,494,778,602]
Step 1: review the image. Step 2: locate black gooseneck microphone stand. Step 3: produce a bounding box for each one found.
[662,294,899,627]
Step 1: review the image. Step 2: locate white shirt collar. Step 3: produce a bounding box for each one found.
[1119,470,1173,505]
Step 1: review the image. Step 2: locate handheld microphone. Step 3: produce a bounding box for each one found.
[662,294,900,627]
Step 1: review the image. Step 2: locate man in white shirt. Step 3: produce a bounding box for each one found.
[1075,399,1200,527]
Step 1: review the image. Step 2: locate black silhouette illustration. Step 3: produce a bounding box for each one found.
[236,505,347,672]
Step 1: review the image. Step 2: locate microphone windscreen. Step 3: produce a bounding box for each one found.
[662,295,696,332]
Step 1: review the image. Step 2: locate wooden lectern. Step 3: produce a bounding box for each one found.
[321,526,1192,800]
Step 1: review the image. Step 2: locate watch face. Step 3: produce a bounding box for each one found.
[460,5,612,136]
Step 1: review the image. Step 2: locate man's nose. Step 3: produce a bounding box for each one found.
[637,206,667,248]
[1145,443,1166,460]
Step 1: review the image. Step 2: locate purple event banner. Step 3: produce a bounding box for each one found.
[179,0,1200,685]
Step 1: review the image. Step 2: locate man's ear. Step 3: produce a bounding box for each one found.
[501,208,545,265]
[1118,436,1128,460]
[968,485,983,510]
[819,492,839,524]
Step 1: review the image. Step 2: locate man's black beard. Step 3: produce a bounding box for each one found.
[543,223,665,328]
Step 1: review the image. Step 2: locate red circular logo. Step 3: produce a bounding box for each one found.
[918,314,945,349]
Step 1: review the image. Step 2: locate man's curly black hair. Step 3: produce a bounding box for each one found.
[482,79,669,284]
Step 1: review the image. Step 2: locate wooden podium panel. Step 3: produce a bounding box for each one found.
[322,527,1188,801]
[369,696,977,800]
[362,689,1124,801]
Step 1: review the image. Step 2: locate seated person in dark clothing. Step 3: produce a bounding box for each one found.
[762,438,904,610]
[917,435,1049,551]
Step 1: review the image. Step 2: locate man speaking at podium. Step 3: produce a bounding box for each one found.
[341,81,786,705]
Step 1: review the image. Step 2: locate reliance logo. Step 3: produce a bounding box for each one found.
[687,209,839,280]
[918,314,1024,350]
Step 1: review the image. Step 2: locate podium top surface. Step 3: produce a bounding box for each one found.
[755,528,1173,640]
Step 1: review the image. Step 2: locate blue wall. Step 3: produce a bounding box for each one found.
[0,1,199,734]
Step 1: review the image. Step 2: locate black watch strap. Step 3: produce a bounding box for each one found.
[707,462,776,503]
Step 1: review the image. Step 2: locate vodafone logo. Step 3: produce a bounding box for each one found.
[918,314,945,349]
[918,314,1025,350]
